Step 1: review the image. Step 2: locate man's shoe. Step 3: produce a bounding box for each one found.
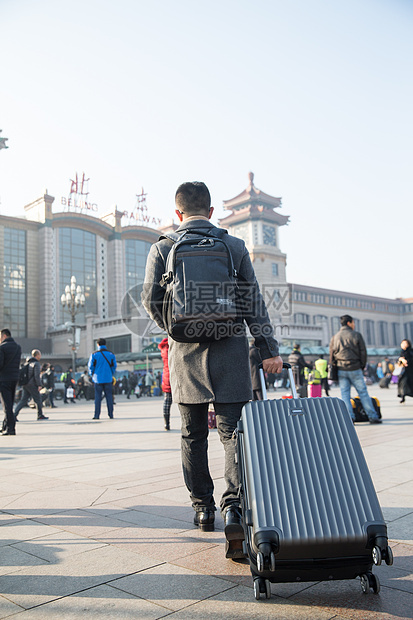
[369,418,382,424]
[224,506,245,559]
[37,415,49,420]
[108,415,114,419]
[2,430,16,435]
[92,416,100,420]
[193,509,215,532]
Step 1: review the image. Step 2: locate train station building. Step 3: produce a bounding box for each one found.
[0,174,411,370]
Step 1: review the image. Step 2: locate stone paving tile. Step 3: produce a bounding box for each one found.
[0,594,24,619]
[0,544,162,609]
[0,520,62,548]
[33,508,137,538]
[390,542,413,572]
[288,579,413,620]
[371,467,413,493]
[80,487,143,506]
[112,562,235,611]
[387,513,413,545]
[0,391,410,619]
[0,545,49,576]
[4,584,170,619]
[377,563,413,594]
[0,487,104,516]
[0,512,24,526]
[94,527,218,563]
[162,583,335,619]
[104,509,195,530]
[12,530,108,563]
[0,494,26,511]
[82,503,129,517]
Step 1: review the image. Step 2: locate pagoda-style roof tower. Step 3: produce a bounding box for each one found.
[219,172,289,228]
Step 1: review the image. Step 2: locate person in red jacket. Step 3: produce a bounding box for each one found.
[158,338,172,430]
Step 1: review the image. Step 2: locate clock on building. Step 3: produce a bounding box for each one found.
[263,224,276,246]
[233,223,249,244]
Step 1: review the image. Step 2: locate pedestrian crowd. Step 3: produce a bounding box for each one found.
[1,180,412,564]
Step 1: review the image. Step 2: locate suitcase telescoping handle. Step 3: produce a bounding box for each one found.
[259,362,299,400]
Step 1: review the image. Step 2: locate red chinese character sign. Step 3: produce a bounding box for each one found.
[121,188,162,228]
[61,172,98,213]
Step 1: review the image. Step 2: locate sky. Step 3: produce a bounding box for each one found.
[0,0,412,300]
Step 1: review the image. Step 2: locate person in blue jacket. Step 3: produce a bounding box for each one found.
[88,338,117,419]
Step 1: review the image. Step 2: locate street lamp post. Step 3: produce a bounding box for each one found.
[60,275,85,373]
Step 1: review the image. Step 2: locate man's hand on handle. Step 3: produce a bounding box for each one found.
[262,356,283,374]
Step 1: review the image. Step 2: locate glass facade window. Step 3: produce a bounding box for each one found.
[294,313,310,325]
[363,319,375,345]
[404,322,413,342]
[59,228,97,323]
[378,321,389,346]
[124,239,153,313]
[293,290,307,302]
[392,322,401,346]
[331,316,341,335]
[272,263,279,277]
[313,314,327,325]
[3,228,26,337]
[96,335,131,355]
[125,239,153,290]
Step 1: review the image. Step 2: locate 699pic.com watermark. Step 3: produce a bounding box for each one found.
[260,284,291,318]
[121,281,292,339]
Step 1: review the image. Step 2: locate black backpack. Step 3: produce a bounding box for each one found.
[18,363,31,386]
[160,228,241,343]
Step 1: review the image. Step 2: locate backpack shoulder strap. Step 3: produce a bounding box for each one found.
[158,232,180,244]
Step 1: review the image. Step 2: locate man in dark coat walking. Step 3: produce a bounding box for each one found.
[0,329,21,435]
[14,349,49,421]
[142,181,283,560]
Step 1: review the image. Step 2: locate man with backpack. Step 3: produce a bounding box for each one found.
[88,338,117,419]
[142,181,282,559]
[0,329,22,435]
[14,349,49,421]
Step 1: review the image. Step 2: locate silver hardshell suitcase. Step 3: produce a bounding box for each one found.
[237,363,393,600]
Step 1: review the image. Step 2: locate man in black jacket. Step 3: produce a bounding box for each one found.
[14,349,49,421]
[330,315,381,424]
[0,329,22,435]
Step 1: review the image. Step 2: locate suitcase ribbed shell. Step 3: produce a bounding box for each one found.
[241,397,384,560]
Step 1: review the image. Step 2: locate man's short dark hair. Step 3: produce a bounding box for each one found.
[340,315,353,326]
[1,329,11,338]
[175,182,211,217]
[293,343,300,349]
[97,338,106,346]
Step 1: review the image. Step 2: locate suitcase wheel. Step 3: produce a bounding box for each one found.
[360,573,380,594]
[360,574,369,594]
[372,545,382,566]
[253,578,271,600]
[256,545,276,573]
[385,545,394,566]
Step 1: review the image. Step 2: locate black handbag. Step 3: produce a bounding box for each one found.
[328,362,339,382]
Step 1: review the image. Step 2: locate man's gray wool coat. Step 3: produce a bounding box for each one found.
[141,219,279,404]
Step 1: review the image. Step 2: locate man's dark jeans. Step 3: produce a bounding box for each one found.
[0,381,17,433]
[178,401,247,514]
[14,384,43,418]
[94,383,114,418]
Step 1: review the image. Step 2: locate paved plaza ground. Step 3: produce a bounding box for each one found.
[0,384,412,619]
